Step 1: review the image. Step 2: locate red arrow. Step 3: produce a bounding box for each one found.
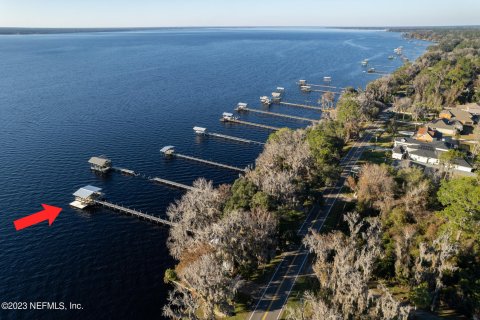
[13,204,62,231]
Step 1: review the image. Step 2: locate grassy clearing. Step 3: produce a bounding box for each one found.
[357,124,393,165]
[395,121,418,132]
[375,132,394,148]
[358,149,391,165]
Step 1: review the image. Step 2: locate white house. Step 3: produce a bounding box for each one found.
[392,137,473,173]
[392,146,405,160]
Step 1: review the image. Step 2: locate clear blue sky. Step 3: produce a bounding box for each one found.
[0,0,479,28]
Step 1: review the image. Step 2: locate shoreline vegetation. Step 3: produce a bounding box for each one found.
[162,27,480,319]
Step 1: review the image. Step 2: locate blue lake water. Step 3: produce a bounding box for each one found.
[0,28,428,319]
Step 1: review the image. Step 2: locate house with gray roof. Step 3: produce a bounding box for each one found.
[392,137,473,172]
[427,118,463,136]
[439,108,475,126]
[456,102,480,116]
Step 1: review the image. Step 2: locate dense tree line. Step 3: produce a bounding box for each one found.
[372,29,480,113]
[291,164,479,319]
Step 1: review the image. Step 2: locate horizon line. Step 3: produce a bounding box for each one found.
[1,24,480,30]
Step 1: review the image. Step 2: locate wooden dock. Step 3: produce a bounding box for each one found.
[175,153,247,173]
[310,89,341,95]
[94,200,174,227]
[236,107,319,123]
[367,70,390,75]
[207,132,265,145]
[150,177,195,191]
[112,167,137,176]
[223,118,280,131]
[300,83,346,90]
[279,101,323,111]
[112,165,194,191]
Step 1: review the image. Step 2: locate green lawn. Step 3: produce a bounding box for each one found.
[375,132,394,148]
[358,149,391,165]
[395,121,418,132]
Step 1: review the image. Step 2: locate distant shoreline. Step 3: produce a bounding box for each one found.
[1,25,478,35]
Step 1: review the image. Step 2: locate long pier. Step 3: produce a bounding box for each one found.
[112,167,137,176]
[223,118,281,131]
[279,101,323,111]
[175,153,247,173]
[367,70,390,75]
[112,165,194,192]
[94,200,175,227]
[236,107,319,123]
[310,89,341,95]
[300,83,346,90]
[150,177,195,191]
[207,132,265,145]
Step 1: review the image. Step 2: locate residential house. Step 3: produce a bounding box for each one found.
[427,118,463,136]
[439,108,475,126]
[392,145,405,160]
[392,137,473,172]
[439,109,454,120]
[457,102,480,116]
[394,137,451,154]
[413,126,436,142]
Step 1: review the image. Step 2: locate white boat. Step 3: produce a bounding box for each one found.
[260,96,271,105]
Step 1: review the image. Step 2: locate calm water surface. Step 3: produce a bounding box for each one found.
[0,28,428,319]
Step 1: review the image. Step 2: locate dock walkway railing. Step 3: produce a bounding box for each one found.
[279,102,323,111]
[94,200,175,227]
[175,153,247,173]
[224,118,280,131]
[150,177,195,191]
[207,132,265,145]
[236,107,319,123]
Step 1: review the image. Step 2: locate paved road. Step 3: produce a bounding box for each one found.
[248,123,381,320]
